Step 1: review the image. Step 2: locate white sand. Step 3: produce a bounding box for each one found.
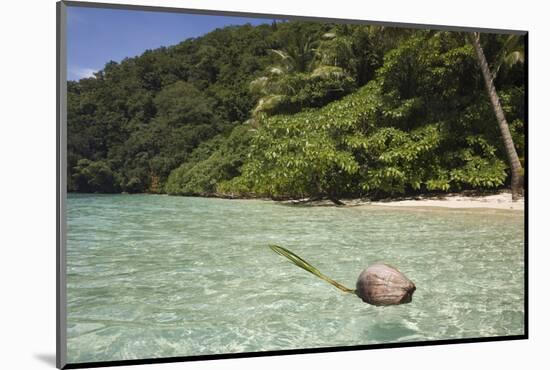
[369,192,524,211]
[282,191,524,211]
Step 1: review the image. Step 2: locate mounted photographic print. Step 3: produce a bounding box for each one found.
[57,1,527,368]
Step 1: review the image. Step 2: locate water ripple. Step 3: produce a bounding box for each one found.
[67,194,524,363]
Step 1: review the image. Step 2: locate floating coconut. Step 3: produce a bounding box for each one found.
[355,263,416,306]
[270,245,415,306]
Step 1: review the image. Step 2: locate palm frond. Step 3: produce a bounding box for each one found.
[269,245,356,294]
[504,50,524,66]
[492,34,525,78]
[269,49,290,61]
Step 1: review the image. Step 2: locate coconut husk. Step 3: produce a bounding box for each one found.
[355,263,416,306]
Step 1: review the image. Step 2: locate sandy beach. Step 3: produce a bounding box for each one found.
[369,192,524,211]
[284,191,524,211]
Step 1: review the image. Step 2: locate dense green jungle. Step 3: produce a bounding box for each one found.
[67,21,525,202]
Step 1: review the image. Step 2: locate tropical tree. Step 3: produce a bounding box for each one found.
[469,32,524,200]
[492,34,525,79]
[247,30,357,126]
[274,32,317,73]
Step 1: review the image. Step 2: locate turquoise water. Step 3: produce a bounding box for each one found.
[66,194,525,363]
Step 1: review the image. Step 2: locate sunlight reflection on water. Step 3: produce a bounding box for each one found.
[67,194,524,363]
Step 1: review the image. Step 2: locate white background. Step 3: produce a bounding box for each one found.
[1,0,547,369]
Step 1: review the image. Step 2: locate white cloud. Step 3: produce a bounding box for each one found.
[70,67,97,80]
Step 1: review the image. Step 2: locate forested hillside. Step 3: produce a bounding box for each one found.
[67,21,525,200]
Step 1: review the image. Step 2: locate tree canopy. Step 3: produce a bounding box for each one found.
[68,22,525,200]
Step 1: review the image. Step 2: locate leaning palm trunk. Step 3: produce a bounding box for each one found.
[469,32,524,200]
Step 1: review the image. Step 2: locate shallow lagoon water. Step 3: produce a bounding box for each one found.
[66,194,524,363]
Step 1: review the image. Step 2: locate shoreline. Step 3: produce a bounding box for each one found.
[282,191,524,211]
[368,192,523,211]
[69,191,525,211]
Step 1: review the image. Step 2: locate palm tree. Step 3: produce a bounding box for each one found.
[469,32,524,200]
[247,32,353,127]
[492,34,525,79]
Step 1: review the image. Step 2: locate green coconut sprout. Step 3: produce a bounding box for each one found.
[269,244,416,306]
[269,245,356,294]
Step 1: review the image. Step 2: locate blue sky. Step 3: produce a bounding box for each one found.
[67,6,276,81]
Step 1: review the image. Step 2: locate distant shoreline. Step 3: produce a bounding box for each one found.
[69,190,524,211]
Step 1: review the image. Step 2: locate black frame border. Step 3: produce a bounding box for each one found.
[57,1,529,369]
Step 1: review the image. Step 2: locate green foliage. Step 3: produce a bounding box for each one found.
[68,22,524,199]
[230,83,378,198]
[251,71,356,117]
[225,31,522,199]
[67,24,275,193]
[164,125,254,195]
[71,159,119,193]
